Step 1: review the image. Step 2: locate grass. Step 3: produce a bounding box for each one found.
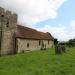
[0,48,75,75]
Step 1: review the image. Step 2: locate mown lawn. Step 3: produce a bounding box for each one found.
[0,48,75,75]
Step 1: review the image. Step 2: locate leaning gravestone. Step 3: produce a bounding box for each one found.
[61,45,66,53]
[55,45,66,54]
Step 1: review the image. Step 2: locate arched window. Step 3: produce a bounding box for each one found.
[6,21,9,27]
[1,14,4,17]
[39,40,41,46]
[27,43,29,48]
[48,40,49,45]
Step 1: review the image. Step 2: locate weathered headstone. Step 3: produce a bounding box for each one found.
[55,45,66,54]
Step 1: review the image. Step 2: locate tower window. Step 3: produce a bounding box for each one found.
[1,15,4,17]
[27,43,29,48]
[6,21,9,27]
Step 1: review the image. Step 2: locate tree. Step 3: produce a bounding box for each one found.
[66,38,75,47]
[54,38,58,46]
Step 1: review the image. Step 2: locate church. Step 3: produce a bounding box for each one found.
[0,7,54,56]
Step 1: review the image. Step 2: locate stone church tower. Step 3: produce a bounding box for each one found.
[0,7,17,55]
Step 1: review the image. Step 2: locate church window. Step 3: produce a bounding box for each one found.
[48,40,49,45]
[39,40,41,46]
[6,21,9,27]
[1,15,4,17]
[27,43,29,48]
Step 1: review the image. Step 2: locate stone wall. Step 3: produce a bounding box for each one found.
[17,38,54,53]
[0,7,17,55]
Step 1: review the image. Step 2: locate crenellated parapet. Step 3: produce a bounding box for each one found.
[0,7,17,19]
[0,7,17,31]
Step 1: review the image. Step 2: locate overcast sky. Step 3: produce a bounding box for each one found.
[0,0,75,41]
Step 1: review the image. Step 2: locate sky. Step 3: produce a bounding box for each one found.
[0,0,75,41]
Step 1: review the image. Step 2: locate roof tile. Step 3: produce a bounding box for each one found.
[16,25,54,40]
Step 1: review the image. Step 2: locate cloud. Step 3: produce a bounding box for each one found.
[0,0,67,25]
[36,25,68,41]
[0,0,75,41]
[70,20,75,29]
[36,22,75,41]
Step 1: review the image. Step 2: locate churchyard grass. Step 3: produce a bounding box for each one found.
[0,47,75,75]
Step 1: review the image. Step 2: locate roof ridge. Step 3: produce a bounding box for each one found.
[17,25,46,34]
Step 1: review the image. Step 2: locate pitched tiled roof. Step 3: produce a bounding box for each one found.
[16,25,54,40]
